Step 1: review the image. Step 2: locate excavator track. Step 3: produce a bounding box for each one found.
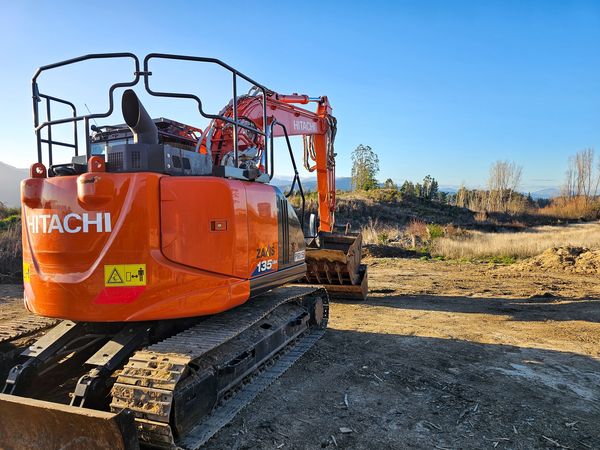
[0,315,58,345]
[180,325,326,449]
[0,314,58,374]
[111,285,328,449]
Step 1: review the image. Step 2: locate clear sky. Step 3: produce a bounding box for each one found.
[0,0,599,191]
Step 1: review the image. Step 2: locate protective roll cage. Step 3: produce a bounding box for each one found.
[32,52,307,228]
[32,52,275,173]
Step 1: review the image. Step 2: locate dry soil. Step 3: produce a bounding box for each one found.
[1,258,599,449]
[205,256,600,450]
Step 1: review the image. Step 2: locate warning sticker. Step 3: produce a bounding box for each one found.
[104,264,146,287]
[23,262,30,283]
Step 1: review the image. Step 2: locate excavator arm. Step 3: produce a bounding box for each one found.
[200,89,366,300]
[201,92,337,232]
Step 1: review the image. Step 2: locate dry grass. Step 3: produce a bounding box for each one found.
[0,225,22,282]
[430,222,600,261]
[539,196,600,220]
[361,219,402,245]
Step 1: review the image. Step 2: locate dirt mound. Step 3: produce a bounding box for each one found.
[515,246,600,274]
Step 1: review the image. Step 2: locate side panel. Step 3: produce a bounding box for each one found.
[21,173,250,322]
[245,183,279,278]
[275,189,306,270]
[160,177,248,278]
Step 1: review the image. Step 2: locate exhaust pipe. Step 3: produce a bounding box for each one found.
[121,89,158,145]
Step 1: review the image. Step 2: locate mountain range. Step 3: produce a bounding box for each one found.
[0,162,28,207]
[271,176,353,193]
[0,161,561,207]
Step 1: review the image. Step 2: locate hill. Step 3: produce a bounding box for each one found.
[0,162,27,207]
[530,187,560,200]
[271,176,352,192]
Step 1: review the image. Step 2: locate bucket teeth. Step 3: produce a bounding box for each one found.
[302,231,368,301]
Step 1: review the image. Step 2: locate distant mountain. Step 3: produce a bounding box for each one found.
[0,162,27,207]
[271,176,353,192]
[439,185,458,194]
[529,188,560,200]
[0,164,353,206]
[437,185,560,199]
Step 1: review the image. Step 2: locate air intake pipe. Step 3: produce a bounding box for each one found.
[121,89,158,144]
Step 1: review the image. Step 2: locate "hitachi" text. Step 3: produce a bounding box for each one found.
[26,213,112,234]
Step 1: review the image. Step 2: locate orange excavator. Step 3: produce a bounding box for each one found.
[0,53,367,449]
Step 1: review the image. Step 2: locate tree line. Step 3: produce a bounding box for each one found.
[349,144,593,214]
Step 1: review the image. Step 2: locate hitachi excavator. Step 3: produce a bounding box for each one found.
[0,53,367,449]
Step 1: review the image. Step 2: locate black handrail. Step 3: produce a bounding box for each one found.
[143,53,270,167]
[31,52,272,167]
[32,53,141,161]
[270,121,305,231]
[38,94,78,165]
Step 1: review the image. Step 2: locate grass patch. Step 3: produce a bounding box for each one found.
[430,223,600,261]
[488,255,517,265]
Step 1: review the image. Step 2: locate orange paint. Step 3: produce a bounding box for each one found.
[20,172,282,322]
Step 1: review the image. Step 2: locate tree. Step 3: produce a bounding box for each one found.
[351,144,379,191]
[487,160,523,212]
[562,149,598,201]
[422,175,439,200]
[400,181,415,197]
[414,183,423,198]
[383,178,397,190]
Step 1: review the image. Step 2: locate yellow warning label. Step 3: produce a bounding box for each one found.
[23,262,30,283]
[104,264,146,287]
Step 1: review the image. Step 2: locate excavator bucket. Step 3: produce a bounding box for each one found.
[304,231,368,300]
[0,393,139,450]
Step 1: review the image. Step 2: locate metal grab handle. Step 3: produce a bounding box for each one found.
[32,53,141,162]
[270,121,306,232]
[142,53,270,169]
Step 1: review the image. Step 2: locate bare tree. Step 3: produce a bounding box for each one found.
[562,149,598,201]
[562,156,577,198]
[575,148,595,199]
[487,160,523,212]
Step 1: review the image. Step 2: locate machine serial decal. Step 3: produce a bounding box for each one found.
[253,259,277,276]
[104,264,147,287]
[23,262,30,283]
[256,244,276,259]
[27,212,112,234]
[294,250,305,262]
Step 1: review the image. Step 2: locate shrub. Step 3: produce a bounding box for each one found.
[444,224,464,238]
[361,219,401,245]
[406,218,428,248]
[0,225,22,282]
[539,196,600,220]
[426,223,444,240]
[377,231,389,245]
[0,215,20,232]
[0,203,20,220]
[364,189,401,203]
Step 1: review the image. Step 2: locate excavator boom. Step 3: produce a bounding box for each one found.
[201,88,367,300]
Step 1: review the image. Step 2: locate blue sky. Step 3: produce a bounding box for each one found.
[0,1,599,191]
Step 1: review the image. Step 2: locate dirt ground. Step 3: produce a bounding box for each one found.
[1,258,599,449]
[205,257,600,450]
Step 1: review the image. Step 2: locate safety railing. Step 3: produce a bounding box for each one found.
[32,53,141,163]
[31,52,270,170]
